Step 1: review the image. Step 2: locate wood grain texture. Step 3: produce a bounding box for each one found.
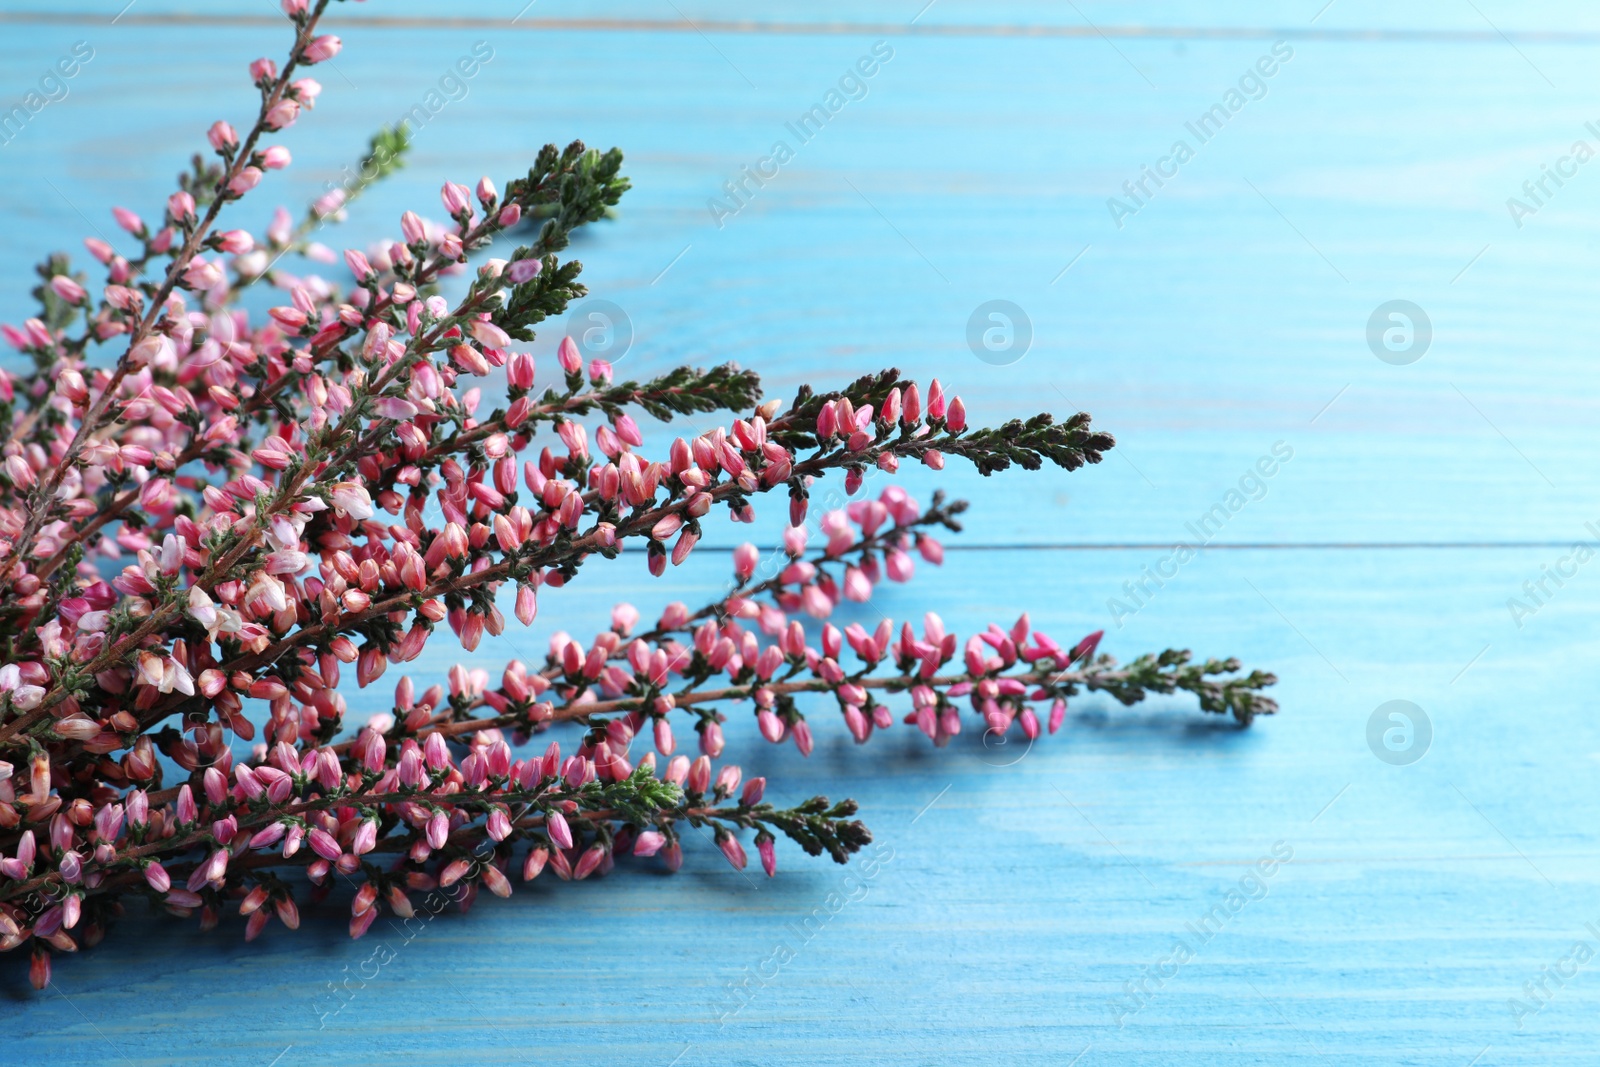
[1,5,1597,1065]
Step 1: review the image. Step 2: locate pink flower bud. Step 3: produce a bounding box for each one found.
[144,862,171,893]
[524,848,549,881]
[308,827,342,862]
[302,35,342,64]
[664,755,690,786]
[547,809,573,850]
[740,777,765,806]
[687,756,712,794]
[574,844,606,880]
[758,837,777,877]
[216,229,254,253]
[207,121,238,151]
[946,397,967,433]
[228,166,264,195]
[733,542,759,582]
[441,181,472,216]
[506,257,541,285]
[717,832,747,871]
[264,99,300,130]
[49,276,86,304]
[112,206,144,235]
[400,211,426,244]
[344,249,374,281]
[557,336,582,374]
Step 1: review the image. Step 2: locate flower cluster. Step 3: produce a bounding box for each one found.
[0,1,1277,989]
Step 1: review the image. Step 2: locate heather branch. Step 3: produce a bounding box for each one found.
[0,0,335,576]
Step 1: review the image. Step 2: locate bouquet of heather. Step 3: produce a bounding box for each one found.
[0,0,1277,990]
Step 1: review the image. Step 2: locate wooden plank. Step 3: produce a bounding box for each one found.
[11,1,1600,33]
[5,545,1598,1063]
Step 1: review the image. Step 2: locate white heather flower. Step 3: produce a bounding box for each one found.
[187,586,218,631]
[330,481,373,520]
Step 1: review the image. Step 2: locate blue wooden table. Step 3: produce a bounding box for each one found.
[4,3,1600,1063]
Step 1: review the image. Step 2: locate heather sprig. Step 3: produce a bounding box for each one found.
[0,4,1277,990]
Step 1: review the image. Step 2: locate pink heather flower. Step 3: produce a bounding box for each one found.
[0,22,1279,970]
[664,756,690,786]
[308,828,343,862]
[574,845,606,880]
[264,99,300,130]
[717,833,747,871]
[946,397,967,433]
[733,543,759,582]
[687,756,712,794]
[48,276,86,304]
[468,319,511,349]
[557,335,582,374]
[758,837,777,877]
[523,849,549,881]
[228,166,264,195]
[546,810,573,850]
[302,35,342,64]
[506,257,541,284]
[441,181,472,216]
[111,206,144,234]
[216,229,254,254]
[400,210,426,244]
[344,249,374,280]
[330,481,374,520]
[144,862,171,893]
[207,120,238,150]
[700,721,725,757]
